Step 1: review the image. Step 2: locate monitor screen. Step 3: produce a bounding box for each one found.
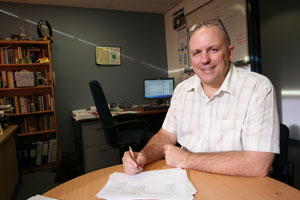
[144,78,174,99]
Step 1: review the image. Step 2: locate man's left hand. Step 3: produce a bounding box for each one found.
[163,144,190,168]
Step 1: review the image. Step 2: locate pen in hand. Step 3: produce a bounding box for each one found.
[129,146,137,163]
[129,146,142,171]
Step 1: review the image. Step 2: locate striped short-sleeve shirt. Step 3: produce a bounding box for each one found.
[162,65,279,153]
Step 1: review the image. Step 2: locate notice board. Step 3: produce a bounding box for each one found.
[186,0,248,63]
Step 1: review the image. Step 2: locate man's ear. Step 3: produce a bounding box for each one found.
[228,45,235,61]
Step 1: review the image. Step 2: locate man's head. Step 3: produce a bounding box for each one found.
[188,19,234,90]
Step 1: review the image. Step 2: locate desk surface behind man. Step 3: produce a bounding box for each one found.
[44,159,300,200]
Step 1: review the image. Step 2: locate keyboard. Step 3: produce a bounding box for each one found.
[143,105,169,111]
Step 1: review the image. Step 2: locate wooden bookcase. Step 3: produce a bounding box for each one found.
[0,40,59,173]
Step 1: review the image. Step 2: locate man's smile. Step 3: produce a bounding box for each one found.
[201,66,216,71]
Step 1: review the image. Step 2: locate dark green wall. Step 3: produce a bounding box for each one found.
[0,2,168,153]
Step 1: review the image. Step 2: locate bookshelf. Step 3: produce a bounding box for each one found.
[0,40,59,173]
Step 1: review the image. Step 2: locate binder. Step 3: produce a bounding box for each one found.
[29,142,37,167]
[47,139,53,163]
[36,141,43,165]
[48,139,57,162]
[42,140,49,164]
[51,139,57,162]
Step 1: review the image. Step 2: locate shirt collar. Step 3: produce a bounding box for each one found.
[186,75,200,92]
[218,63,237,94]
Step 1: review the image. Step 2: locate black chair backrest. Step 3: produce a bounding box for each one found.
[279,123,289,163]
[89,80,114,145]
[271,123,289,180]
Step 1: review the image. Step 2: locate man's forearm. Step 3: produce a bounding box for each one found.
[141,128,176,164]
[183,151,275,177]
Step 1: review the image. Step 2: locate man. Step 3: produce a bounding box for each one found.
[123,19,279,177]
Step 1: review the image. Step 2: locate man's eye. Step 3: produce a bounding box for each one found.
[210,48,218,52]
[192,50,201,56]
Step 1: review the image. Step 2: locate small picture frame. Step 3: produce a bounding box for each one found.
[95,46,121,65]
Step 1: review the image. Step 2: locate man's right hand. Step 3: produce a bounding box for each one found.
[122,151,147,175]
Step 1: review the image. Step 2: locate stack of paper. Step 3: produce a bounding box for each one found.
[96,168,197,200]
[72,109,97,121]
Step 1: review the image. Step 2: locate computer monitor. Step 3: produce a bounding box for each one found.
[144,78,174,104]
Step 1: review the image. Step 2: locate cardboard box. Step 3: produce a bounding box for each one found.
[14,71,35,87]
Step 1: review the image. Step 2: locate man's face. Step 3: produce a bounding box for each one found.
[189,26,234,89]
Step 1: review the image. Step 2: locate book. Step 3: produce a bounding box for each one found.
[1,71,7,88]
[47,139,53,163]
[17,46,23,63]
[29,142,37,167]
[6,71,15,88]
[18,143,29,167]
[37,115,45,131]
[50,139,57,162]
[19,96,26,113]
[36,141,43,165]
[45,114,50,130]
[14,96,20,114]
[42,140,49,164]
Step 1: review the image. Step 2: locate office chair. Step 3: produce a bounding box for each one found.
[89,80,153,160]
[270,123,295,186]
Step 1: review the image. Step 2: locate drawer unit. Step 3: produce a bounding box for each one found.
[80,121,119,173]
[81,122,106,147]
[84,144,119,173]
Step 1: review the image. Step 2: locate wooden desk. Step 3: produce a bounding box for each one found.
[0,125,19,200]
[44,160,300,200]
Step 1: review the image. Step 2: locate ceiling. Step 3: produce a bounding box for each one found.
[0,0,183,14]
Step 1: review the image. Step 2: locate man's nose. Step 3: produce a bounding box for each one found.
[200,52,211,64]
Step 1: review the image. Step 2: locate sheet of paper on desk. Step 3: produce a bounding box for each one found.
[111,110,139,116]
[27,195,57,200]
[96,168,197,200]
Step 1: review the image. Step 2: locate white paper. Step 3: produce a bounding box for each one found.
[111,110,139,116]
[72,109,97,121]
[27,195,57,200]
[96,168,197,200]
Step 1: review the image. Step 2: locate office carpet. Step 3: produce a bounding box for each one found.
[13,169,59,200]
[13,141,300,199]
